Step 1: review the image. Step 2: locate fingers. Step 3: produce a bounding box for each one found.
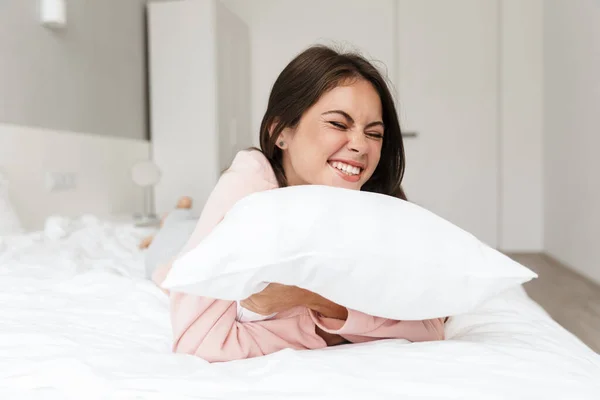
[240,297,272,316]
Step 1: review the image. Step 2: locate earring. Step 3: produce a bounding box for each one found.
[278,140,285,147]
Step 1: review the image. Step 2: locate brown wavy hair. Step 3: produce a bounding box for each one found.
[257,45,407,200]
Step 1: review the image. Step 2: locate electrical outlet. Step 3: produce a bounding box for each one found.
[46,171,77,192]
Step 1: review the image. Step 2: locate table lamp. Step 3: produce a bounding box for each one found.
[131,160,161,227]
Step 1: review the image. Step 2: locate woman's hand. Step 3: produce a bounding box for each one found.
[241,284,348,346]
[239,283,310,315]
[241,283,349,320]
[241,284,349,346]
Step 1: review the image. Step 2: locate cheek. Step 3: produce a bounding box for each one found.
[299,126,345,159]
[291,130,344,181]
[318,129,348,156]
[368,142,383,169]
[287,130,324,177]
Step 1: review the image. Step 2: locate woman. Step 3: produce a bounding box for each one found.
[153,45,446,363]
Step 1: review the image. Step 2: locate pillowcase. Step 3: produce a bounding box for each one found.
[161,185,537,320]
[144,209,198,279]
[0,172,24,236]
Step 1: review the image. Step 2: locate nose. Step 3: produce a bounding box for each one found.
[347,130,369,154]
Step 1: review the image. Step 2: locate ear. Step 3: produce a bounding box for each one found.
[276,128,293,149]
[270,119,292,149]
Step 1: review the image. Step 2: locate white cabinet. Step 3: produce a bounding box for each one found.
[147,0,251,215]
[215,2,252,171]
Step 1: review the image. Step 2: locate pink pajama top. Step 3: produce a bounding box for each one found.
[152,149,446,363]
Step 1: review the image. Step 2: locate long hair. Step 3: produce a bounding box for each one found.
[257,45,407,200]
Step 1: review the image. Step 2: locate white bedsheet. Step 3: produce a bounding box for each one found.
[1,215,599,399]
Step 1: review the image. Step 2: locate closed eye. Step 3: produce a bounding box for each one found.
[329,121,347,129]
[367,132,384,139]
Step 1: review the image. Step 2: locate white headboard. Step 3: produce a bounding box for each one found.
[0,123,150,231]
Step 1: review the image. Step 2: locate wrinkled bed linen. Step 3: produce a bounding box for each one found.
[1,215,599,399]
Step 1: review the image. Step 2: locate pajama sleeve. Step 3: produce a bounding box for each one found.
[308,309,446,344]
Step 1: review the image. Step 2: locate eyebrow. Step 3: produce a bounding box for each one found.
[322,110,385,130]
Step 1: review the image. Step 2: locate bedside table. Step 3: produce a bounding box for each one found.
[132,214,162,228]
[107,213,162,229]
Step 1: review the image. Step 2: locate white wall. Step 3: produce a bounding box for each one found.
[396,0,500,248]
[0,0,149,140]
[543,0,600,284]
[0,124,149,230]
[499,0,544,251]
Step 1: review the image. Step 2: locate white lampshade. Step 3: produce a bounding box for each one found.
[131,160,161,187]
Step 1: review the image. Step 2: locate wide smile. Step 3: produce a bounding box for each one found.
[327,160,364,183]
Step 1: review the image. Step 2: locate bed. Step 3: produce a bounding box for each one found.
[1,215,599,399]
[2,3,599,395]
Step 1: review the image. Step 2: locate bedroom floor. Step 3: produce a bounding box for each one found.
[508,253,600,353]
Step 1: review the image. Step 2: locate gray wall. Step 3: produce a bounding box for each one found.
[0,0,150,140]
[544,0,600,284]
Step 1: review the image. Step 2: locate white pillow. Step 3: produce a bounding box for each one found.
[0,173,23,236]
[162,185,537,320]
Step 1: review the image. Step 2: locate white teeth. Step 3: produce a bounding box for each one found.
[330,161,361,176]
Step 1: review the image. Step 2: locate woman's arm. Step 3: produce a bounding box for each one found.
[306,296,446,343]
[167,292,326,362]
[151,150,277,291]
[252,287,445,343]
[240,284,348,346]
[156,150,330,362]
[241,284,445,344]
[154,266,328,362]
[308,306,446,343]
[240,283,347,319]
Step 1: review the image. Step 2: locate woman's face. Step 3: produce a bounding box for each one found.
[278,79,384,191]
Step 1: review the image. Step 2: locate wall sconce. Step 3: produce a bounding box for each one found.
[41,0,66,29]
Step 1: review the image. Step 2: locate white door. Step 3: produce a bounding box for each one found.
[396,0,499,247]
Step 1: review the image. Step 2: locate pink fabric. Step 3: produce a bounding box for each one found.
[153,149,445,363]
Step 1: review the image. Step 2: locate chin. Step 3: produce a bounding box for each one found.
[333,179,363,190]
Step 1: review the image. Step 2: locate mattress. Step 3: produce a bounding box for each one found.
[1,215,599,399]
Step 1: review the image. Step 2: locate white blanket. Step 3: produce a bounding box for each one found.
[1,216,599,399]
